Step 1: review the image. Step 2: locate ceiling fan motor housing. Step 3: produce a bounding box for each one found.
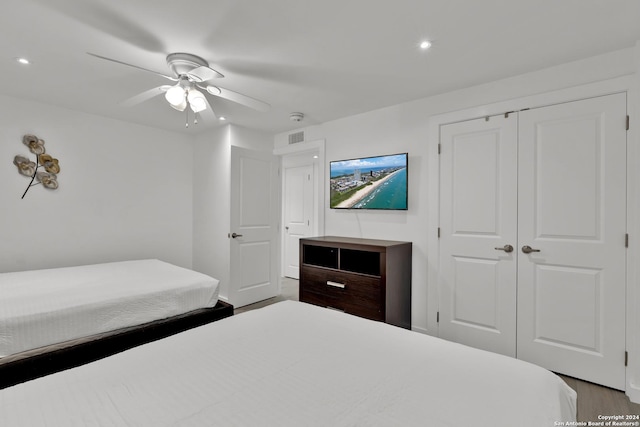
[166,53,209,77]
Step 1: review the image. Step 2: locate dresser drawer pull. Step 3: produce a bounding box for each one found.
[326,281,346,289]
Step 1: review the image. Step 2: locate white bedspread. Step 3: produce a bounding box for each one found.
[0,301,576,426]
[0,259,219,357]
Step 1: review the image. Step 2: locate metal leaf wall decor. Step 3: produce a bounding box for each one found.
[13,134,61,199]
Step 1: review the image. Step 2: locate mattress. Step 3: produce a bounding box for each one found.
[0,301,576,426]
[0,259,219,357]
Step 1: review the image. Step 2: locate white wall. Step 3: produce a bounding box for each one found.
[0,95,194,273]
[193,125,231,298]
[231,125,276,151]
[192,124,272,301]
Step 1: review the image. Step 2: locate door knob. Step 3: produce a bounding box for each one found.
[231,232,243,239]
[521,245,540,254]
[494,244,514,253]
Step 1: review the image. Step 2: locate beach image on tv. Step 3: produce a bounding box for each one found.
[330,153,407,209]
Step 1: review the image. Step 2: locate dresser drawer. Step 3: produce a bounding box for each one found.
[300,266,382,308]
[301,289,384,321]
[300,290,329,307]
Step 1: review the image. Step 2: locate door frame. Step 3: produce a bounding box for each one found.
[427,75,639,401]
[274,139,326,278]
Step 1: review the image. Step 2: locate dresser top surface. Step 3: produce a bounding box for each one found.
[301,236,411,248]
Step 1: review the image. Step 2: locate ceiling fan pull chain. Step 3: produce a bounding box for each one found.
[194,113,199,125]
[185,108,189,128]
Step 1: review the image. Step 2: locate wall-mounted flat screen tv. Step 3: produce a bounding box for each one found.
[330,153,408,210]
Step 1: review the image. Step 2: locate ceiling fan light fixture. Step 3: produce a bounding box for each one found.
[165,85,186,106]
[170,99,188,111]
[187,89,207,113]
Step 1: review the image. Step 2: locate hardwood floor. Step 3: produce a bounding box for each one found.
[559,375,640,422]
[233,277,299,315]
[237,278,640,420]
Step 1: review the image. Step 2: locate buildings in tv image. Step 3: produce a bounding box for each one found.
[330,153,408,209]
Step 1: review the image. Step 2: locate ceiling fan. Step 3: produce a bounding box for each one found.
[88,52,271,126]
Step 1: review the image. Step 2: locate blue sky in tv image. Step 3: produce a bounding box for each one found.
[330,153,408,210]
[330,153,407,177]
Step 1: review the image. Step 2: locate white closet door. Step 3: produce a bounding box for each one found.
[439,114,518,357]
[517,93,627,390]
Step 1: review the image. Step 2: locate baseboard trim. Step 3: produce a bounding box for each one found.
[626,382,640,404]
[412,325,429,335]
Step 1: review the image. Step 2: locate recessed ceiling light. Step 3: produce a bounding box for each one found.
[219,116,227,121]
[16,57,30,65]
[419,41,432,50]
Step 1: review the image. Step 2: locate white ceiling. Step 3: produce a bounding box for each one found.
[1,0,639,135]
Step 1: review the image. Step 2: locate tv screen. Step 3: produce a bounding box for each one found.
[330,153,408,210]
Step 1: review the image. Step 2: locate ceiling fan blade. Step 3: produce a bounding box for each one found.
[87,52,177,81]
[187,66,224,82]
[199,96,218,121]
[204,85,271,112]
[120,86,171,108]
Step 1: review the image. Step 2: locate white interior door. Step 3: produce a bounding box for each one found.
[439,114,518,357]
[516,93,627,390]
[283,164,314,279]
[229,146,280,308]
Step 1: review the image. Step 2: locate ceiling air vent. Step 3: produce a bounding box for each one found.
[288,131,304,144]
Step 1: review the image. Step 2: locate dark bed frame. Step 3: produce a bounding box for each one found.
[0,300,233,390]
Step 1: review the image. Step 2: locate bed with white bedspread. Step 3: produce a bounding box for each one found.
[0,259,220,358]
[0,300,576,426]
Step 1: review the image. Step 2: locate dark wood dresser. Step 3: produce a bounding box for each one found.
[299,236,412,329]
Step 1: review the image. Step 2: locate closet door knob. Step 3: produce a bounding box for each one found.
[521,245,540,254]
[494,244,514,253]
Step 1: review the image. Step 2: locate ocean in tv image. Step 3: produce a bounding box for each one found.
[352,167,407,209]
[330,153,408,210]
